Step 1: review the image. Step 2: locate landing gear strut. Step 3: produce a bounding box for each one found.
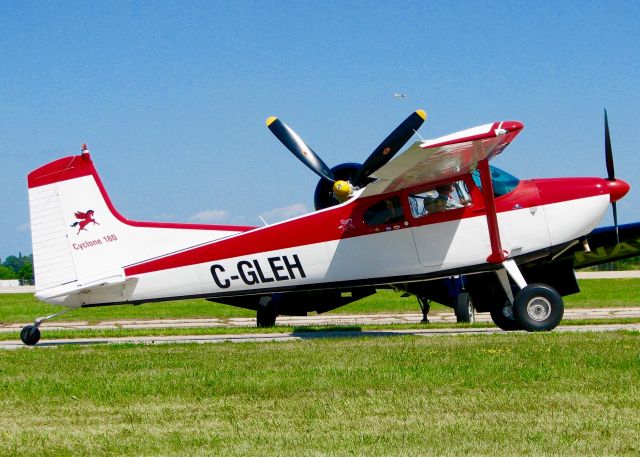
[418,297,430,323]
[20,307,75,346]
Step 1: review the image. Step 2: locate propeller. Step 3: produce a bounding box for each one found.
[352,109,426,186]
[266,110,426,205]
[604,109,619,244]
[266,117,336,183]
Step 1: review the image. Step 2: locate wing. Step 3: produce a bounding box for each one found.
[74,211,87,219]
[360,121,524,198]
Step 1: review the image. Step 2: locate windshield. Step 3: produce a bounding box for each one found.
[472,166,520,197]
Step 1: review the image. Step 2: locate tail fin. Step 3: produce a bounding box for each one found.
[27,150,253,303]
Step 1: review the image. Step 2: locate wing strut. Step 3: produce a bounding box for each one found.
[477,158,507,263]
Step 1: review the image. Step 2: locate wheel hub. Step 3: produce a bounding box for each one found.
[526,297,551,321]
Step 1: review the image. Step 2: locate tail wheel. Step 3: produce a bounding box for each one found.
[454,292,475,323]
[513,284,564,332]
[20,325,41,346]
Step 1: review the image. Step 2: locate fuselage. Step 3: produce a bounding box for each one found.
[51,170,616,307]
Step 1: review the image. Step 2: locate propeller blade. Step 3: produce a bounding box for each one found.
[612,201,620,245]
[353,109,427,186]
[604,109,615,180]
[604,110,621,244]
[266,117,335,182]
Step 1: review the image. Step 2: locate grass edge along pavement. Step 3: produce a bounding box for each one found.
[1,331,639,456]
[1,318,640,342]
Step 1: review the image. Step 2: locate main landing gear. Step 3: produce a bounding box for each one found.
[256,295,279,327]
[491,261,564,332]
[454,291,475,324]
[418,290,475,324]
[19,308,75,346]
[512,284,564,331]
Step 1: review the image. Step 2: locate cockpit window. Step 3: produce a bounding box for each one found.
[408,180,472,218]
[363,197,404,226]
[472,166,520,197]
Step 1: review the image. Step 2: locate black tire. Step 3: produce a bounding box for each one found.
[513,283,564,332]
[490,304,521,331]
[256,297,278,328]
[455,292,475,323]
[20,325,41,346]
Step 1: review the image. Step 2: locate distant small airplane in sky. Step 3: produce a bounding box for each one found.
[393,93,407,99]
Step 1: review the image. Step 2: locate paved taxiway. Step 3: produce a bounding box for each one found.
[2,307,639,334]
[1,322,638,350]
[2,308,639,350]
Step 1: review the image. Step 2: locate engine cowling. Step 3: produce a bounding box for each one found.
[313,163,364,210]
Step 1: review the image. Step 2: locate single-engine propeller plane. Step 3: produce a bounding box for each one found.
[21,109,631,345]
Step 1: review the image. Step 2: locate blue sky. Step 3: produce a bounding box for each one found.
[1,1,639,260]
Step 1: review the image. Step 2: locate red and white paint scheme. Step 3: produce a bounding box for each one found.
[20,111,630,345]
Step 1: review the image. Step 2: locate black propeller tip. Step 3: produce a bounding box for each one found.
[604,109,615,181]
[353,109,427,185]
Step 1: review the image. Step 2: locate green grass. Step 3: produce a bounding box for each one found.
[1,332,638,456]
[564,278,640,308]
[2,279,640,326]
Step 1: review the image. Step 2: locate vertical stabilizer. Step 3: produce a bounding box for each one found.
[27,150,253,304]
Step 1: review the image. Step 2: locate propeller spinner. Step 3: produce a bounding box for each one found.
[266,110,426,207]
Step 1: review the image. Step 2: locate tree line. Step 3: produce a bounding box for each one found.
[0,253,34,283]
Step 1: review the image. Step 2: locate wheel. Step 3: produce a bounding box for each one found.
[20,325,41,346]
[490,304,521,331]
[454,292,475,323]
[513,284,564,332]
[256,297,278,327]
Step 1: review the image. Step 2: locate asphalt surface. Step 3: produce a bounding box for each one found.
[1,322,639,350]
[1,308,639,350]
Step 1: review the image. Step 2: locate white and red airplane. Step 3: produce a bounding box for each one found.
[20,110,630,345]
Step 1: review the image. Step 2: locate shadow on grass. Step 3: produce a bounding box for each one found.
[291,325,406,340]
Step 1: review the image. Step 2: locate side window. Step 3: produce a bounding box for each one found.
[363,197,404,226]
[408,180,472,218]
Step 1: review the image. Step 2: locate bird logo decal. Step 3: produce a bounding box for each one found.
[338,218,355,232]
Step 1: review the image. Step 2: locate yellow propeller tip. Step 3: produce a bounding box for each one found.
[416,109,427,121]
[266,116,278,127]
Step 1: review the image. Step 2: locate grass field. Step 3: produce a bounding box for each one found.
[2,278,640,326]
[1,332,639,456]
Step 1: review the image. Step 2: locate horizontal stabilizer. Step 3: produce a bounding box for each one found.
[36,272,135,301]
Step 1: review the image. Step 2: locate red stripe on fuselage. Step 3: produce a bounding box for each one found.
[124,175,613,276]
